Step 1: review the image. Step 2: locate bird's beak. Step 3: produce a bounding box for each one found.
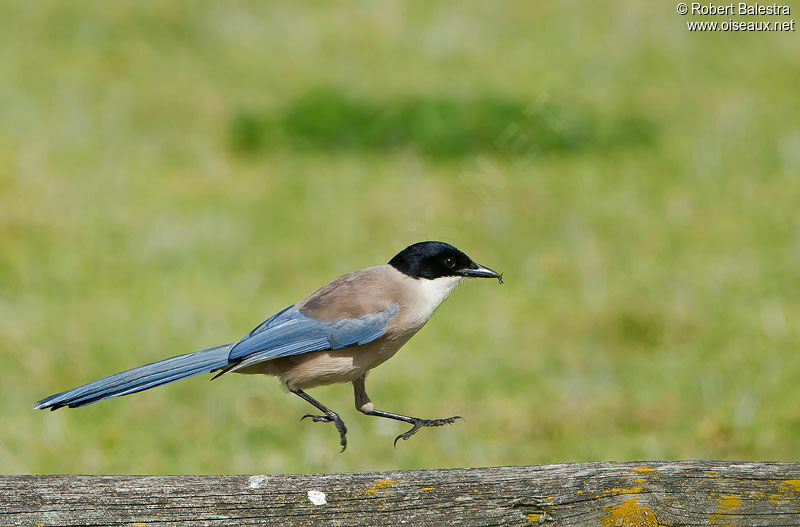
[458,262,504,283]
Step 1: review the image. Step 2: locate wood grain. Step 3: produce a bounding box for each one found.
[3,462,800,526]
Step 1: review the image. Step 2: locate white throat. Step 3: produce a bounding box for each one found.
[415,275,465,320]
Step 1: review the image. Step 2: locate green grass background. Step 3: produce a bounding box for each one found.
[1,1,799,474]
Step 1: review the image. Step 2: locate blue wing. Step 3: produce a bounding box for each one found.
[223,303,400,373]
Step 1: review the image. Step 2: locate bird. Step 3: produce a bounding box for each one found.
[35,241,503,450]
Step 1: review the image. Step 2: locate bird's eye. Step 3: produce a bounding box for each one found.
[444,256,456,268]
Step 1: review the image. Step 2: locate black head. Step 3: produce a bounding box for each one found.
[388,241,502,281]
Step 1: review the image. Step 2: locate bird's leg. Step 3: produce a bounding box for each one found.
[290,388,348,452]
[352,376,462,447]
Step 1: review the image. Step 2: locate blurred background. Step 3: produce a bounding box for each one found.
[1,1,799,474]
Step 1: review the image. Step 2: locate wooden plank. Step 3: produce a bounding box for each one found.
[3,462,800,526]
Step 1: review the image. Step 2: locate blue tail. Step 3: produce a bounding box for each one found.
[34,344,232,410]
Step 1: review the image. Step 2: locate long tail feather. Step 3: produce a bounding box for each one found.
[34,344,232,410]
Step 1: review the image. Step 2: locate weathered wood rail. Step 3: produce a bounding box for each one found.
[3,462,800,526]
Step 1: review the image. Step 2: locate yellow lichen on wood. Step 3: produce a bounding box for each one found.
[779,479,800,492]
[605,486,644,495]
[764,479,800,503]
[716,495,742,510]
[633,466,655,473]
[602,497,660,527]
[709,494,742,526]
[527,513,541,523]
[365,479,398,494]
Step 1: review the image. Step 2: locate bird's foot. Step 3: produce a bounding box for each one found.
[301,413,332,423]
[393,416,463,447]
[301,413,348,452]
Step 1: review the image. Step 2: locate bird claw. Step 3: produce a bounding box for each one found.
[393,416,463,447]
[300,413,348,452]
[301,413,332,423]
